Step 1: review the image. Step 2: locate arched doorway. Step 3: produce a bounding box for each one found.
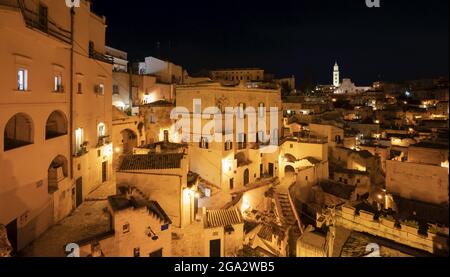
[4,113,34,151]
[285,165,295,174]
[46,111,68,140]
[48,155,68,194]
[120,129,138,154]
[243,169,250,186]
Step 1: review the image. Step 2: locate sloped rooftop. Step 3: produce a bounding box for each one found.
[204,207,244,229]
[119,153,184,171]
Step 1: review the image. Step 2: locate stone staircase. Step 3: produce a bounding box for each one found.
[275,192,297,227]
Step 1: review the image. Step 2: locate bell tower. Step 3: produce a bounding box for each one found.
[333,62,340,87]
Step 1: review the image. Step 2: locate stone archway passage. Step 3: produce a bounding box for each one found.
[285,165,295,174]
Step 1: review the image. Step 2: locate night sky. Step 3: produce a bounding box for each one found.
[91,0,449,87]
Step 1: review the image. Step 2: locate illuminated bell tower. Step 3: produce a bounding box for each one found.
[333,62,340,87]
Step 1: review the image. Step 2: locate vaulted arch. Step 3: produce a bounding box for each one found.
[46,110,68,140]
[4,113,34,151]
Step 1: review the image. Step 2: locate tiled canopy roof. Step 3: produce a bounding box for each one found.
[119,153,184,171]
[204,207,243,229]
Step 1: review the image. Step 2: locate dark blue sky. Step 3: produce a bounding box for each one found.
[92,0,449,87]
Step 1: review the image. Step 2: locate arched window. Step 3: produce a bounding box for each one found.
[46,111,68,140]
[4,113,34,151]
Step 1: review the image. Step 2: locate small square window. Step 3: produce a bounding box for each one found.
[77,82,83,94]
[113,85,119,95]
[123,223,130,234]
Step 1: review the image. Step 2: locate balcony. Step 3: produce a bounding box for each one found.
[89,43,114,64]
[75,142,89,157]
[97,136,111,148]
[17,0,72,45]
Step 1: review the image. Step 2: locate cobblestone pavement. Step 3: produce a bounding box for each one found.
[20,181,115,257]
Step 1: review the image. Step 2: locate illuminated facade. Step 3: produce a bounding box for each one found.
[176,82,284,191]
[0,0,112,252]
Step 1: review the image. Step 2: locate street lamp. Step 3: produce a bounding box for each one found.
[145,227,159,241]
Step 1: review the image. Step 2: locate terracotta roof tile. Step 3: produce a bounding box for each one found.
[205,208,243,228]
[119,153,184,171]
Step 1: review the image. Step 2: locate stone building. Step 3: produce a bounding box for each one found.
[139,100,177,144]
[175,82,283,191]
[203,207,244,257]
[0,0,113,252]
[116,144,198,228]
[112,71,174,113]
[138,56,184,85]
[210,68,265,82]
[111,107,146,169]
[386,159,448,205]
[78,191,172,257]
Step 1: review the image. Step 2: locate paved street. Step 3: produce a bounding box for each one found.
[21,181,115,257]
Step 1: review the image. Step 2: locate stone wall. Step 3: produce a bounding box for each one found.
[0,224,12,257]
[336,206,449,255]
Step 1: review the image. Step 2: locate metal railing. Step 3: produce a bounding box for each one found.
[17,0,72,44]
[89,44,114,64]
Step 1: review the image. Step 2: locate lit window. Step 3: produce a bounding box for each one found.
[18,68,28,91]
[98,123,106,138]
[75,128,84,154]
[54,75,63,92]
[96,83,105,95]
[150,115,155,124]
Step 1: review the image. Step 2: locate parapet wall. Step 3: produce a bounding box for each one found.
[336,206,449,255]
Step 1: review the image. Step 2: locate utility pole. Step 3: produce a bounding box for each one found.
[69,7,75,179]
